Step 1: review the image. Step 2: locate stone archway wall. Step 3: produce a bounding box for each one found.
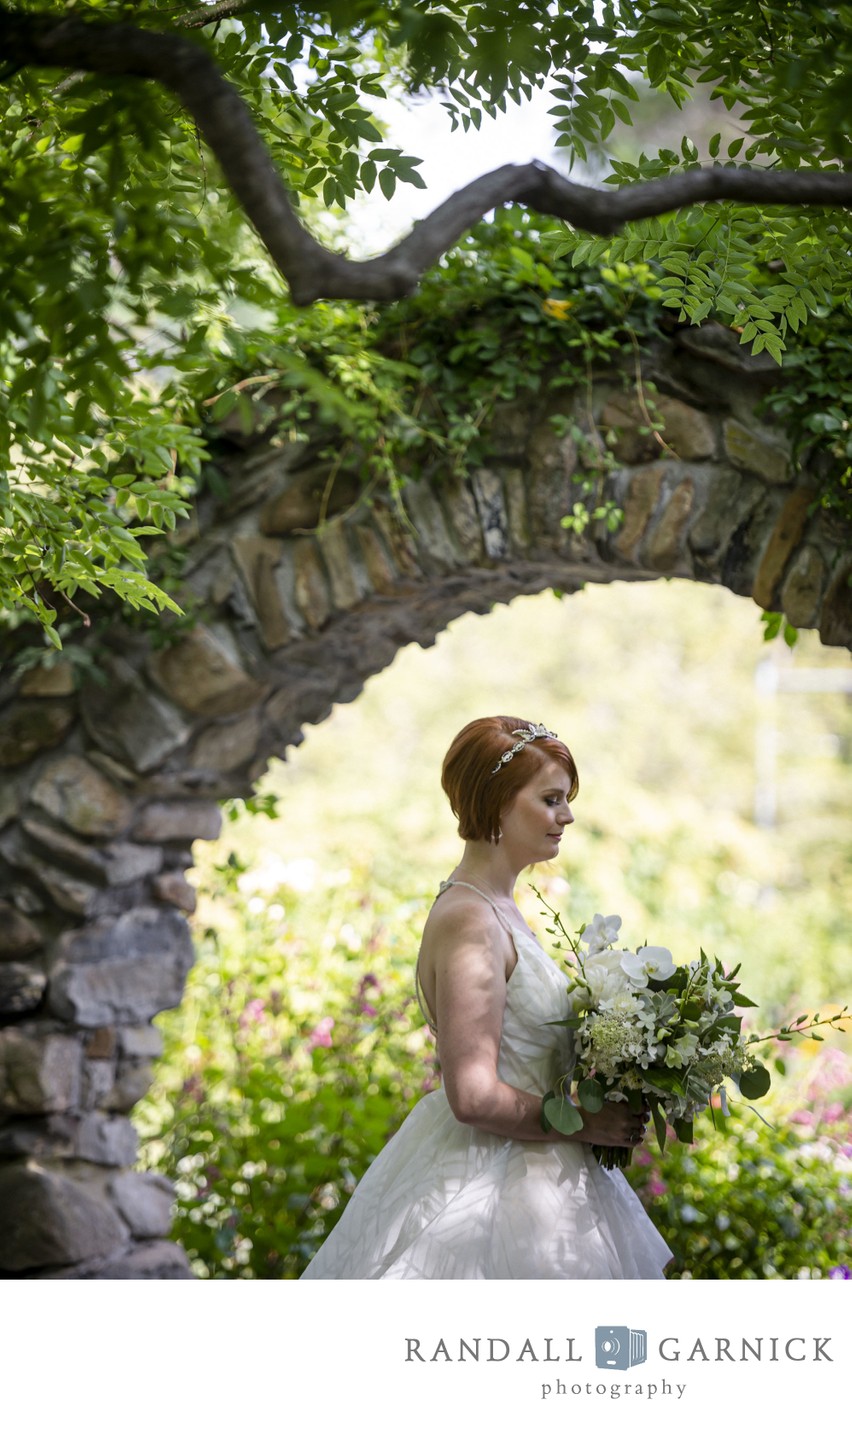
[0,326,849,1278]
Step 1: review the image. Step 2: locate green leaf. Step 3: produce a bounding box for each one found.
[647,43,668,88]
[542,1092,584,1136]
[650,1098,668,1151]
[648,5,689,23]
[576,1077,605,1112]
[738,1063,771,1100]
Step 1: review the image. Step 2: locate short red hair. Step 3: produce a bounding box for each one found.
[441,716,578,844]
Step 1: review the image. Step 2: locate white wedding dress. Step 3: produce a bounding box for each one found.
[300,881,673,1279]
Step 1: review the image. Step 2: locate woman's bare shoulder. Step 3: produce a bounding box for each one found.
[419,887,511,966]
[423,885,498,931]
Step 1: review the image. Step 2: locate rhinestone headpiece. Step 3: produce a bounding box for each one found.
[490,723,558,775]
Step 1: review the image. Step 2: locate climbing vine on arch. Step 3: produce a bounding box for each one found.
[2,1,851,642]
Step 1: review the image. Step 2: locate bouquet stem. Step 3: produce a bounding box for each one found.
[592,1144,632,1170]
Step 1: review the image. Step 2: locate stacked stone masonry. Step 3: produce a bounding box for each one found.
[0,327,849,1277]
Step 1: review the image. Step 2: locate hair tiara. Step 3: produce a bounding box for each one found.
[490,723,558,775]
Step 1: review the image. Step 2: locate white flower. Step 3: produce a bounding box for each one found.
[580,913,622,955]
[610,949,649,990]
[621,945,676,984]
[664,1033,699,1067]
[597,945,636,975]
[599,989,646,1019]
[583,960,632,1005]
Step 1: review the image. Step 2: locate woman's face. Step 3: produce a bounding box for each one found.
[498,757,575,865]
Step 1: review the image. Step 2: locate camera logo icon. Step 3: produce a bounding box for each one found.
[595,1326,647,1370]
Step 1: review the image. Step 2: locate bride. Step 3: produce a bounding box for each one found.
[300,716,672,1279]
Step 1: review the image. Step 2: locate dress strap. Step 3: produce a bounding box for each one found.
[435,878,517,936]
[414,961,438,1035]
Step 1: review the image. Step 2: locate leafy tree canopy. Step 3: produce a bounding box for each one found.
[1,0,851,643]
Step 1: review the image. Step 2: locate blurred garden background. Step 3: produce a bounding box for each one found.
[134,577,852,1280]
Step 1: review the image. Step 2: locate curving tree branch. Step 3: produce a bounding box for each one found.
[178,1,281,30]
[3,7,852,306]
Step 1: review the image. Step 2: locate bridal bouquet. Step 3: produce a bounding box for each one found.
[534,891,849,1169]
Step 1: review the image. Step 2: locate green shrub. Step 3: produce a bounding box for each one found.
[136,862,437,1279]
[627,1049,852,1279]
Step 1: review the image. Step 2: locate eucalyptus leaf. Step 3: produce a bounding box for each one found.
[576,1077,605,1112]
[542,1092,585,1136]
[738,1064,772,1099]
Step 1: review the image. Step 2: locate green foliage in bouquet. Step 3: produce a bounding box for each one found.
[628,1049,852,1279]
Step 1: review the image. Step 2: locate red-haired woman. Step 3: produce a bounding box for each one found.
[301,717,671,1279]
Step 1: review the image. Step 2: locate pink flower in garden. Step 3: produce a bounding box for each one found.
[823,1101,844,1123]
[306,1016,335,1052]
[806,1048,852,1101]
[648,1178,668,1197]
[790,1110,814,1126]
[239,998,266,1029]
[634,1149,653,1167]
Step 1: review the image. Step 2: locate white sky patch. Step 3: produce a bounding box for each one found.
[346,85,564,255]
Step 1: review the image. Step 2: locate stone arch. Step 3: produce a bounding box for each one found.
[0,327,849,1277]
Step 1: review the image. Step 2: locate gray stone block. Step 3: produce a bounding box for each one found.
[80,656,191,774]
[106,1058,155,1112]
[0,961,47,1016]
[0,1029,82,1115]
[0,901,43,957]
[30,754,134,838]
[76,1113,139,1167]
[118,1024,165,1059]
[48,907,194,1027]
[89,1239,194,1280]
[132,801,222,843]
[48,954,191,1027]
[0,1162,128,1271]
[110,1171,174,1239]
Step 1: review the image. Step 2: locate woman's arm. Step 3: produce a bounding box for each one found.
[422,899,644,1148]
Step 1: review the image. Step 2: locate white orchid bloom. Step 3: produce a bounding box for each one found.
[595,945,634,974]
[580,912,622,955]
[621,945,676,984]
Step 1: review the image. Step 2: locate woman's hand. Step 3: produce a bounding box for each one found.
[572,1099,650,1148]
